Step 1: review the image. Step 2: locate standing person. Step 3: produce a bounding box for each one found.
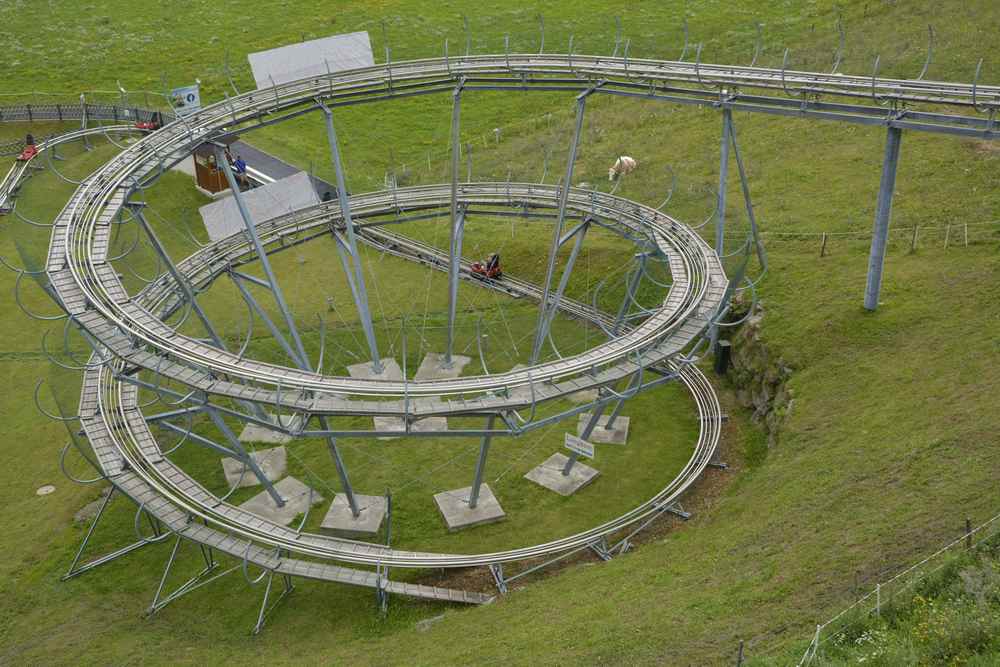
[233,154,248,190]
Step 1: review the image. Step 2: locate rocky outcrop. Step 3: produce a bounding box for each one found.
[727,304,793,448]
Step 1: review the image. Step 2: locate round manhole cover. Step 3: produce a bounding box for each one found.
[36,485,56,496]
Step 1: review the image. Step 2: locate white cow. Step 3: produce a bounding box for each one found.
[608,155,637,181]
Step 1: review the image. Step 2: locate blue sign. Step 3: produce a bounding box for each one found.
[170,85,201,116]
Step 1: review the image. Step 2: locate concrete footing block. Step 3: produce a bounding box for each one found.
[239,476,323,526]
[221,446,287,488]
[577,414,630,445]
[414,353,471,380]
[433,484,506,531]
[524,453,600,496]
[347,358,403,381]
[320,493,387,538]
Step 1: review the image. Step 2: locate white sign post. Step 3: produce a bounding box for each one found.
[564,433,595,459]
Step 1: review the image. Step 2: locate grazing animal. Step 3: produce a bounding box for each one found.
[608,155,637,181]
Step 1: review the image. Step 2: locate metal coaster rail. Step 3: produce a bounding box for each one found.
[34,47,998,604]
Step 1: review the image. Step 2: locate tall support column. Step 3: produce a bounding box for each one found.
[445,82,465,366]
[468,415,496,509]
[230,281,360,515]
[229,273,307,369]
[445,205,467,367]
[532,220,590,364]
[531,92,589,365]
[864,126,903,311]
[716,108,732,257]
[319,104,382,373]
[214,146,310,368]
[214,157,362,513]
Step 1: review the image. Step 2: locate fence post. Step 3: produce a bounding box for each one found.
[966,518,973,550]
[964,223,969,247]
[875,582,881,617]
[820,232,828,257]
[736,639,745,666]
[910,225,918,253]
[944,224,951,248]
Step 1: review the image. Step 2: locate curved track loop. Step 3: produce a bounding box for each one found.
[39,54,750,595]
[70,187,721,580]
[53,184,727,413]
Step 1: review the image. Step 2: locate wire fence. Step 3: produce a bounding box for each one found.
[791,509,1000,665]
[709,218,1000,257]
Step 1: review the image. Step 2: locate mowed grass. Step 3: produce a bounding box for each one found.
[1,0,1000,664]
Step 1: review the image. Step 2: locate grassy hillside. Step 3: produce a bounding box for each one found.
[756,533,1000,665]
[1,0,999,664]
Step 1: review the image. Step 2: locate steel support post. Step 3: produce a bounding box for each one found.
[445,205,466,367]
[727,114,767,269]
[563,397,608,476]
[329,232,362,313]
[604,392,628,430]
[132,207,270,423]
[533,220,590,363]
[229,273,308,369]
[319,104,382,372]
[716,108,732,257]
[214,146,310,368]
[230,276,360,516]
[613,254,647,334]
[864,126,903,311]
[146,535,219,616]
[204,407,285,507]
[445,82,465,366]
[468,414,496,509]
[252,571,294,635]
[323,430,360,517]
[531,93,588,365]
[62,486,159,580]
[133,208,226,347]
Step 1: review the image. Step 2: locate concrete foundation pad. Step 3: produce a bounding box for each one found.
[524,453,600,496]
[433,485,506,531]
[239,413,303,444]
[320,493,387,537]
[239,476,323,526]
[347,358,403,381]
[221,446,287,488]
[414,353,471,381]
[577,414,630,445]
